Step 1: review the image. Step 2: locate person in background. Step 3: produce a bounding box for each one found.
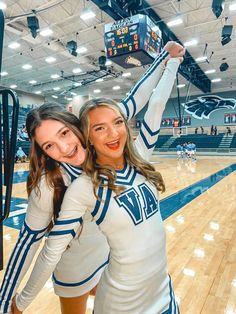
[15,146,27,163]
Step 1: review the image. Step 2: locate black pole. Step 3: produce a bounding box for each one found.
[0,9,5,270]
[176,73,182,128]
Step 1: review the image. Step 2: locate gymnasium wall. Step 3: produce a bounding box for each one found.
[136,90,236,133]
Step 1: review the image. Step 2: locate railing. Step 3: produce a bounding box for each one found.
[0,89,20,270]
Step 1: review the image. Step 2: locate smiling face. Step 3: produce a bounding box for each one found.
[35,119,86,166]
[88,106,127,169]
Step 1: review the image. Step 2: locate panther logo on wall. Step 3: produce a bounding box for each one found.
[182,95,236,119]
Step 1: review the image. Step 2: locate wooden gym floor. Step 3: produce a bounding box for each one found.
[1,155,236,314]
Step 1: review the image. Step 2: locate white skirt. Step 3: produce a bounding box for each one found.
[52,219,109,297]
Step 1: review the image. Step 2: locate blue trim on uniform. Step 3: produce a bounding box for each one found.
[49,229,76,238]
[23,220,49,234]
[60,163,82,181]
[96,189,112,225]
[52,257,109,287]
[120,50,168,118]
[142,119,161,136]
[55,217,83,225]
[116,161,128,174]
[6,234,38,313]
[1,226,39,313]
[91,186,104,217]
[116,169,137,186]
[139,129,159,149]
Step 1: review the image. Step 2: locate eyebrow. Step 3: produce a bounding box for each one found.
[91,117,123,129]
[41,126,66,149]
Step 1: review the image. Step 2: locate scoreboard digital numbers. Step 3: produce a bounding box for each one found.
[104,14,162,68]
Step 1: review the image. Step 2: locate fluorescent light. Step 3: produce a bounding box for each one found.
[0,71,8,76]
[94,89,101,93]
[229,3,236,10]
[45,56,56,63]
[35,91,41,94]
[112,85,120,90]
[76,47,87,54]
[0,2,7,10]
[205,69,216,74]
[67,97,73,101]
[74,82,82,86]
[167,18,183,27]
[80,8,96,20]
[10,84,17,89]
[195,56,207,62]
[184,39,198,47]
[53,87,61,91]
[22,64,32,70]
[51,74,60,79]
[8,42,20,49]
[40,28,53,37]
[72,68,82,74]
[71,92,77,96]
[177,84,186,88]
[95,78,104,82]
[105,60,112,66]
[52,95,58,99]
[122,72,131,77]
[211,78,221,83]
[29,80,37,84]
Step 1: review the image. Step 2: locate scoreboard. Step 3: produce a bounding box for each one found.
[104,14,162,68]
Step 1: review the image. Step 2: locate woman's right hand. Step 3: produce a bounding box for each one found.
[11,296,22,314]
[164,41,186,58]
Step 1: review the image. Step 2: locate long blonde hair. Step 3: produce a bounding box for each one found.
[79,98,165,198]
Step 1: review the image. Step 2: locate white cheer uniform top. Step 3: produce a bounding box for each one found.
[0,55,180,314]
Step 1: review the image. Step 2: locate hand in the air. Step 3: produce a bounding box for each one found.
[164,41,186,58]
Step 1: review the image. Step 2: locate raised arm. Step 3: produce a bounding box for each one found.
[14,177,90,312]
[0,177,53,314]
[134,58,181,161]
[119,41,185,120]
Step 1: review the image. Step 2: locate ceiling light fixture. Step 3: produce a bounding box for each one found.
[211,0,225,18]
[22,64,32,70]
[184,39,198,47]
[221,25,233,45]
[76,46,87,54]
[72,68,82,74]
[51,74,60,79]
[0,71,8,76]
[45,56,56,63]
[0,1,7,10]
[66,40,78,57]
[205,69,216,74]
[40,28,53,37]
[27,16,39,38]
[8,42,20,49]
[211,78,221,82]
[80,7,96,20]
[167,18,183,27]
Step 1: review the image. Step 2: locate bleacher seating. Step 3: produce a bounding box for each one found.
[169,134,224,149]
[155,135,172,147]
[230,134,236,148]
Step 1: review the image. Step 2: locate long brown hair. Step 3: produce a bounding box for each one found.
[26,102,85,221]
[79,98,165,198]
